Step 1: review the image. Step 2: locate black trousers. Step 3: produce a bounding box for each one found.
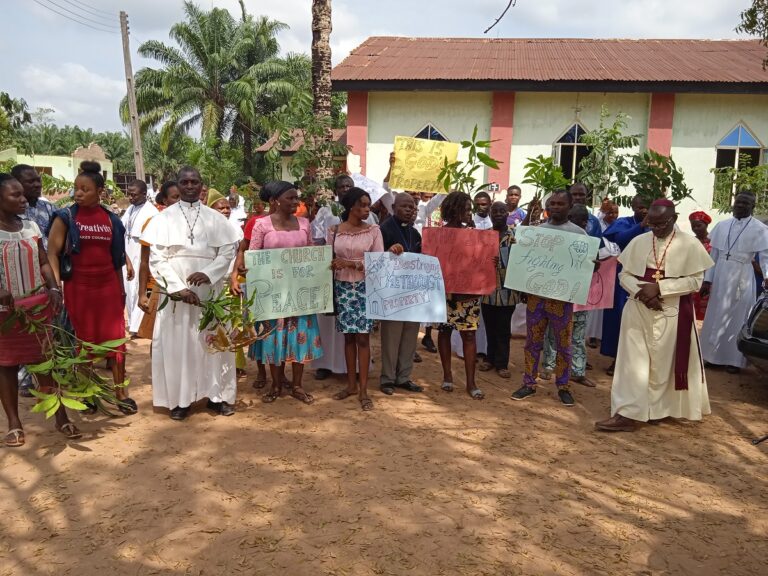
[481,303,515,369]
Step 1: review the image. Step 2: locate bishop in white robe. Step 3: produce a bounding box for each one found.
[596,200,714,432]
[122,181,159,334]
[699,193,768,371]
[141,168,239,420]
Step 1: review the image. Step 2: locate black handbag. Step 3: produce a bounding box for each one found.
[324,227,339,316]
[59,208,74,281]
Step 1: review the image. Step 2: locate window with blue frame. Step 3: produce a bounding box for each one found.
[414,124,448,141]
[554,123,591,182]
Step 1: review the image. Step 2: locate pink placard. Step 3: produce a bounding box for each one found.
[574,256,618,312]
[422,227,498,295]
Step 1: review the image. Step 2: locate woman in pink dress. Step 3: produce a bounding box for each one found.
[248,182,323,404]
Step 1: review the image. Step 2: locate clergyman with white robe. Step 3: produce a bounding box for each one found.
[596,200,714,432]
[699,192,768,372]
[141,167,239,420]
[122,179,159,334]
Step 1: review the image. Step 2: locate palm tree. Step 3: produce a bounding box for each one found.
[123,1,300,177]
[311,0,334,196]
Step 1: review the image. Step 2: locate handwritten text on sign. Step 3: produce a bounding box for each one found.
[503,226,600,305]
[364,252,447,322]
[422,227,498,295]
[389,136,460,194]
[244,246,333,321]
[574,256,618,312]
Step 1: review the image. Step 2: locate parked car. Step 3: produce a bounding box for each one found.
[738,292,768,372]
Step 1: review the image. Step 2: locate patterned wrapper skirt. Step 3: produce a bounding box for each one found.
[438,297,481,332]
[248,314,323,365]
[334,280,374,334]
[0,293,53,367]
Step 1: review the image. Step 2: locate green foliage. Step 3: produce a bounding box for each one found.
[268,92,349,204]
[0,92,32,149]
[436,125,501,194]
[187,135,243,191]
[142,129,194,183]
[1,296,128,418]
[521,155,569,198]
[577,107,640,204]
[711,153,768,213]
[615,150,692,207]
[737,0,768,68]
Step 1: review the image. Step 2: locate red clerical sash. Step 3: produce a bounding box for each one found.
[638,268,693,391]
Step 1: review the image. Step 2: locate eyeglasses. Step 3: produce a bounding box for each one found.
[647,217,674,230]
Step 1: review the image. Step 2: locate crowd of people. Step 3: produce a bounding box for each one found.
[1,159,767,447]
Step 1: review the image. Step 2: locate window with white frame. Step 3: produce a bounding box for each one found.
[414,124,448,141]
[713,124,764,210]
[554,123,591,182]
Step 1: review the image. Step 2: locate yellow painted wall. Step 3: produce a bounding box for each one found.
[671,94,768,221]
[0,148,114,182]
[366,92,493,186]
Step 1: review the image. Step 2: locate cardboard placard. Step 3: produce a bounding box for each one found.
[503,226,600,305]
[574,256,618,312]
[244,246,333,321]
[422,227,498,295]
[389,136,460,194]
[364,252,446,322]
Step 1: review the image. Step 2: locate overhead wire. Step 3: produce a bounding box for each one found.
[59,0,115,18]
[58,0,117,23]
[31,0,119,34]
[38,0,119,28]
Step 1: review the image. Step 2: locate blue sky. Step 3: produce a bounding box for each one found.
[1,0,754,133]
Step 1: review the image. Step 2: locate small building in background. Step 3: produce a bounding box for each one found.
[332,37,768,218]
[0,142,114,183]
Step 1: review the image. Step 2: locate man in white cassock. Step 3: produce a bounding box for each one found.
[699,191,768,373]
[141,167,240,421]
[122,179,159,335]
[596,200,714,432]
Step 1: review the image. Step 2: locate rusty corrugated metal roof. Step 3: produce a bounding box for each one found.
[332,37,768,83]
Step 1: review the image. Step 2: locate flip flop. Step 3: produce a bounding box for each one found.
[252,377,267,389]
[333,389,356,401]
[360,397,374,411]
[4,428,25,447]
[441,381,454,392]
[468,388,485,400]
[290,388,315,405]
[56,422,82,440]
[117,397,138,415]
[261,389,281,403]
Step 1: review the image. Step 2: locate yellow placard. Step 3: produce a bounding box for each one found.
[389,136,460,194]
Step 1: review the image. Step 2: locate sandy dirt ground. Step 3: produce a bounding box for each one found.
[1,332,767,576]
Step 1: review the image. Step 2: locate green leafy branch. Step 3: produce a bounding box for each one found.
[614,150,692,208]
[710,153,768,213]
[521,155,569,199]
[1,298,128,418]
[437,125,501,194]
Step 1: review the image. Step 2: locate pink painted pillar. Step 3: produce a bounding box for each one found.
[346,91,368,174]
[647,93,675,156]
[488,92,515,190]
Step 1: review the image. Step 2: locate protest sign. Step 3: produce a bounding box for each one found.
[364,252,446,322]
[574,256,618,312]
[422,227,498,295]
[245,246,333,321]
[503,226,600,305]
[389,136,459,194]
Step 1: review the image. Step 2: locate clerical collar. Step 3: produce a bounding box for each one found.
[394,216,410,227]
[180,200,200,208]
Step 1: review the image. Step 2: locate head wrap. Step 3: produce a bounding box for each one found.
[650,198,675,208]
[206,188,225,207]
[262,181,295,201]
[688,211,712,224]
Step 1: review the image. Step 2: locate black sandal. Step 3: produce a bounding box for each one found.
[395,381,423,393]
[117,397,138,415]
[290,388,315,405]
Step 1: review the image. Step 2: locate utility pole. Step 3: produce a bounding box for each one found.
[120,11,145,181]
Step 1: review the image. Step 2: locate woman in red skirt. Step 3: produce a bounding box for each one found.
[0,173,81,446]
[47,161,135,414]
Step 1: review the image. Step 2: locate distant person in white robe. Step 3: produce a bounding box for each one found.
[596,199,714,432]
[122,179,158,335]
[142,167,239,421]
[699,191,768,373]
[228,187,248,225]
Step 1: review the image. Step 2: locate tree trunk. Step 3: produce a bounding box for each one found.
[311,0,334,201]
[242,127,253,177]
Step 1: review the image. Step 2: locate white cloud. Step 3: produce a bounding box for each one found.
[20,63,125,129]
